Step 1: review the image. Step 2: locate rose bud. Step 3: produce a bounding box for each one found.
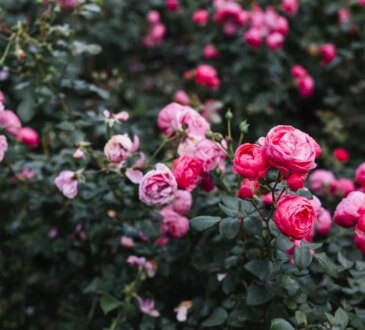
[334,147,349,163]
[244,28,263,49]
[192,9,209,27]
[320,43,336,64]
[287,172,307,191]
[237,179,259,200]
[16,127,39,148]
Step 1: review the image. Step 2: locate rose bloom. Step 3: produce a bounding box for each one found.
[233,143,267,179]
[244,28,263,49]
[334,147,349,163]
[298,75,315,98]
[172,155,203,192]
[55,170,78,199]
[331,178,355,197]
[280,0,299,15]
[266,32,284,51]
[194,139,226,173]
[170,190,192,215]
[147,10,160,25]
[333,191,365,228]
[354,213,365,254]
[316,208,332,236]
[180,107,210,138]
[237,179,259,200]
[57,0,77,11]
[174,90,190,105]
[320,43,336,64]
[195,65,220,90]
[274,195,316,240]
[157,102,187,136]
[104,134,133,165]
[287,172,307,191]
[16,127,39,148]
[193,9,209,26]
[291,65,308,79]
[0,135,8,162]
[262,125,321,175]
[0,110,21,136]
[203,44,220,60]
[120,236,135,248]
[309,169,336,195]
[139,164,177,206]
[160,207,189,239]
[355,162,365,187]
[165,0,179,11]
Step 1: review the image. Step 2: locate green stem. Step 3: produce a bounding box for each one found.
[0,34,15,66]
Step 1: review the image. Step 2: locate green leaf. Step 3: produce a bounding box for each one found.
[219,217,240,239]
[325,312,336,325]
[270,318,295,330]
[17,93,36,122]
[297,189,313,199]
[314,253,339,278]
[295,311,307,326]
[243,216,263,236]
[219,203,240,217]
[244,260,272,281]
[100,294,122,315]
[275,235,294,251]
[246,283,272,306]
[334,308,349,328]
[294,248,313,269]
[202,307,228,327]
[190,216,221,232]
[337,252,354,269]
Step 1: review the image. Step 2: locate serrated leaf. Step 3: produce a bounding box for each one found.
[100,294,122,315]
[190,216,221,232]
[219,217,240,239]
[270,318,295,330]
[202,307,227,327]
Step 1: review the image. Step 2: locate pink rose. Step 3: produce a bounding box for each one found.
[193,9,209,26]
[0,110,21,136]
[309,169,336,194]
[55,170,78,199]
[333,191,365,228]
[263,125,321,175]
[172,155,203,192]
[160,207,189,239]
[274,195,316,240]
[165,0,179,11]
[298,75,315,98]
[334,147,349,163]
[157,102,187,137]
[203,44,220,60]
[120,236,135,248]
[355,162,365,187]
[291,65,308,79]
[138,298,160,318]
[280,0,299,15]
[147,10,160,25]
[195,139,226,173]
[237,179,259,200]
[331,178,355,197]
[180,107,210,138]
[195,65,220,90]
[233,143,267,179]
[0,135,8,162]
[170,190,192,215]
[174,90,190,105]
[104,134,133,165]
[316,208,332,235]
[320,43,336,65]
[57,0,77,11]
[338,9,350,25]
[287,172,307,191]
[244,28,263,49]
[139,164,177,206]
[266,32,285,51]
[16,127,39,148]
[354,213,365,253]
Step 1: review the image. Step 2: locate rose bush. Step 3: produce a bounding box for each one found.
[0,0,365,329]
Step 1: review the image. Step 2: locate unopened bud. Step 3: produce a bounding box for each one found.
[225,109,233,120]
[239,120,250,134]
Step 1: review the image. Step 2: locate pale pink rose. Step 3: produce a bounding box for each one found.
[194,139,226,173]
[55,170,78,199]
[160,207,189,239]
[104,134,133,165]
[180,107,210,138]
[127,256,156,278]
[334,191,365,228]
[125,168,143,184]
[175,301,192,322]
[202,100,223,123]
[15,167,35,181]
[16,127,39,148]
[316,208,332,235]
[170,190,192,215]
[137,298,160,318]
[331,178,355,197]
[310,195,322,216]
[120,236,135,248]
[139,164,177,206]
[355,162,365,187]
[309,169,336,194]
[157,102,187,137]
[0,110,21,136]
[73,148,84,159]
[147,10,160,25]
[174,90,190,105]
[274,195,316,240]
[114,111,129,122]
[263,125,321,175]
[0,135,8,162]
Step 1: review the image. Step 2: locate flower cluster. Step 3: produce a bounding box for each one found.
[291,65,315,98]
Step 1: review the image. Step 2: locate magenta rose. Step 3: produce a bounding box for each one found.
[237,179,259,200]
[333,191,365,228]
[139,164,177,206]
[233,143,267,179]
[354,213,365,254]
[160,207,189,239]
[274,195,316,240]
[262,125,321,175]
[355,162,365,188]
[172,155,203,192]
